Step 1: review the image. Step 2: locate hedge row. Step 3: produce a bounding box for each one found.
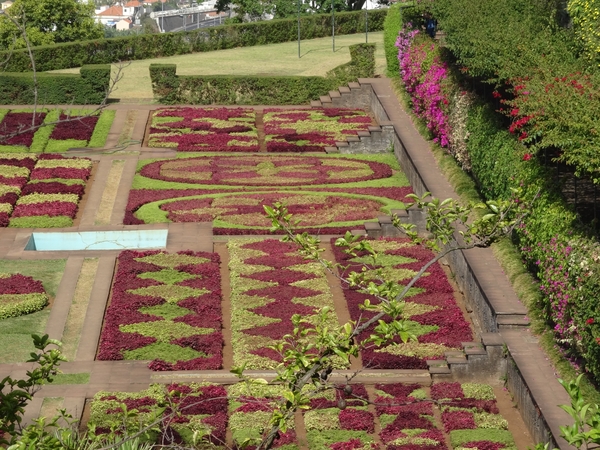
[150,43,375,104]
[0,66,110,105]
[386,15,600,383]
[1,10,385,73]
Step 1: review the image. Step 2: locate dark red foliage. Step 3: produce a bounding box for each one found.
[0,176,28,187]
[339,409,375,433]
[21,182,85,198]
[0,273,45,295]
[50,114,98,141]
[30,167,90,181]
[97,250,224,371]
[331,238,472,369]
[330,438,368,450]
[0,212,8,227]
[0,112,46,147]
[11,201,78,218]
[441,410,476,432]
[0,157,36,170]
[430,383,464,400]
[0,192,18,205]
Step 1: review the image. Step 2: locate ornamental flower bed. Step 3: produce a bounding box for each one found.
[375,383,447,449]
[0,272,49,320]
[331,238,473,369]
[0,109,114,153]
[228,383,298,450]
[97,250,223,371]
[227,238,339,369]
[9,154,92,228]
[138,155,393,187]
[0,111,46,148]
[0,154,37,227]
[432,382,516,450]
[90,383,228,446]
[304,385,376,450]
[148,107,259,152]
[263,108,373,152]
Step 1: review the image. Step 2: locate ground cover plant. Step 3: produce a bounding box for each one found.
[227,238,339,370]
[90,383,228,446]
[126,153,413,234]
[332,238,472,369]
[147,107,259,152]
[0,259,65,363]
[0,108,114,153]
[263,108,373,152]
[0,273,49,320]
[8,154,92,228]
[97,250,223,371]
[87,381,518,449]
[0,153,37,226]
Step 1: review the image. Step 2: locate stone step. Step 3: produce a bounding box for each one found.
[496,315,530,329]
[348,82,361,89]
[346,136,360,142]
[351,229,367,237]
[364,221,382,239]
[335,141,349,147]
[462,342,487,356]
[481,333,504,347]
[324,146,340,154]
[310,100,322,108]
[320,95,332,104]
[329,90,341,98]
[368,125,382,133]
[357,130,371,138]
[339,86,351,94]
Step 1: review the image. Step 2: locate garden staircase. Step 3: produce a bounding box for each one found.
[311,82,395,154]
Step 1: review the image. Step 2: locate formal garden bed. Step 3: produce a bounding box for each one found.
[227,238,339,370]
[332,238,473,369]
[146,107,373,153]
[147,107,259,152]
[1,154,93,228]
[0,272,49,320]
[89,381,518,449]
[263,108,373,152]
[97,250,223,371]
[125,154,412,234]
[0,108,114,153]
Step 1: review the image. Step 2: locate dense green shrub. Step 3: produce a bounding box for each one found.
[150,43,375,104]
[0,65,110,105]
[0,10,385,73]
[383,3,403,76]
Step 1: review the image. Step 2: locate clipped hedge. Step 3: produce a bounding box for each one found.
[150,43,375,104]
[1,10,386,73]
[0,65,110,105]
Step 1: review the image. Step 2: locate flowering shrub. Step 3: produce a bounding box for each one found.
[0,272,49,319]
[332,238,472,369]
[263,108,372,152]
[396,25,452,148]
[91,383,228,446]
[227,238,339,369]
[97,250,223,371]
[148,107,259,152]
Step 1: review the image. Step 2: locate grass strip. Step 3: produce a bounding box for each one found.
[94,160,125,225]
[31,109,60,153]
[88,110,116,148]
[61,258,99,361]
[44,373,90,385]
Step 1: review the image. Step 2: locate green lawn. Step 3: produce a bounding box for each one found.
[0,259,66,363]
[51,32,385,101]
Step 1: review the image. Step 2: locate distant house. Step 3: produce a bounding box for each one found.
[116,18,133,30]
[96,5,127,26]
[1,0,13,10]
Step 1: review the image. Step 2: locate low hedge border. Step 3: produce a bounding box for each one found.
[0,10,385,73]
[150,43,375,105]
[0,66,111,105]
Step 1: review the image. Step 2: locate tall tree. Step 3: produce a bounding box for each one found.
[0,0,103,49]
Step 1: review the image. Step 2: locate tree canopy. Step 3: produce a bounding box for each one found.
[0,0,103,49]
